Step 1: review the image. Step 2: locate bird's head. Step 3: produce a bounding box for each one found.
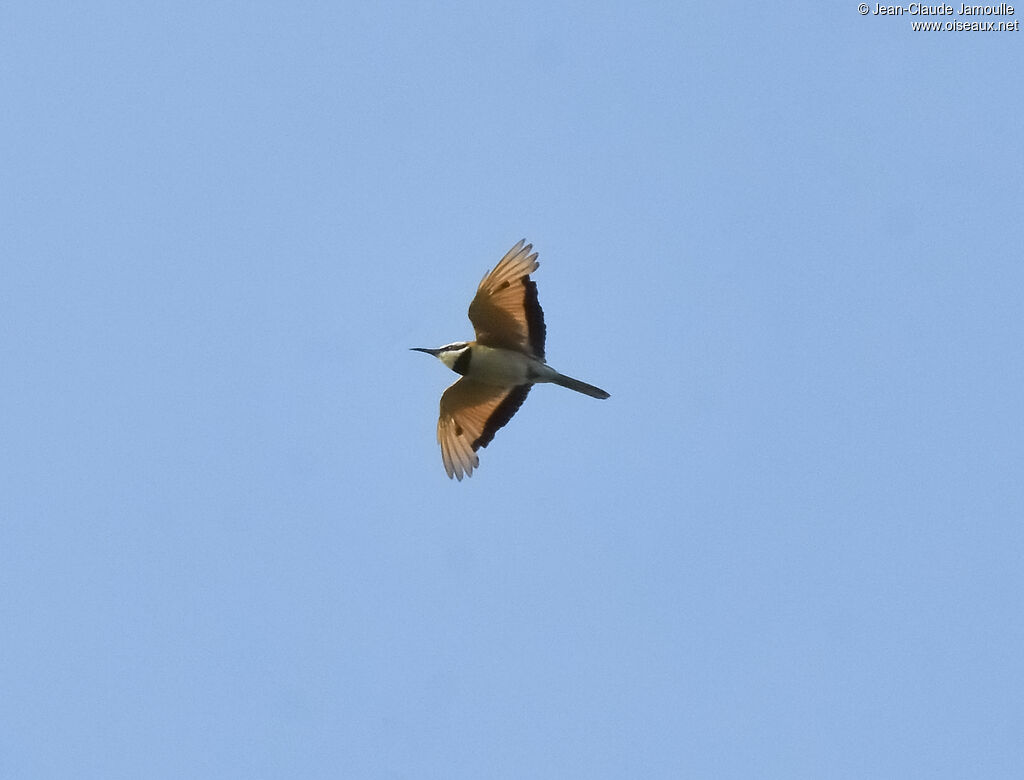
[411,342,471,371]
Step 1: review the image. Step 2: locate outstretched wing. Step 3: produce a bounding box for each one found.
[437,378,531,480]
[468,239,546,360]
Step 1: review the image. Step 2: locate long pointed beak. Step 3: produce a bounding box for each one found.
[410,347,440,356]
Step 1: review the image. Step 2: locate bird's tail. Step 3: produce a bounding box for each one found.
[550,372,610,399]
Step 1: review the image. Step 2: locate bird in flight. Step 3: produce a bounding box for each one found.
[412,239,609,480]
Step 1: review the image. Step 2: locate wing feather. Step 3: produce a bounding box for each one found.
[468,240,546,359]
[437,379,531,480]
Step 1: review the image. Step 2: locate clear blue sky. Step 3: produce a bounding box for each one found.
[2,3,1022,777]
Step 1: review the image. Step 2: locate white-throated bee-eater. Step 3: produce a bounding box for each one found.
[413,239,609,480]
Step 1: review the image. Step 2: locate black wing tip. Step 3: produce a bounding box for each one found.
[472,385,531,451]
[523,277,546,360]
